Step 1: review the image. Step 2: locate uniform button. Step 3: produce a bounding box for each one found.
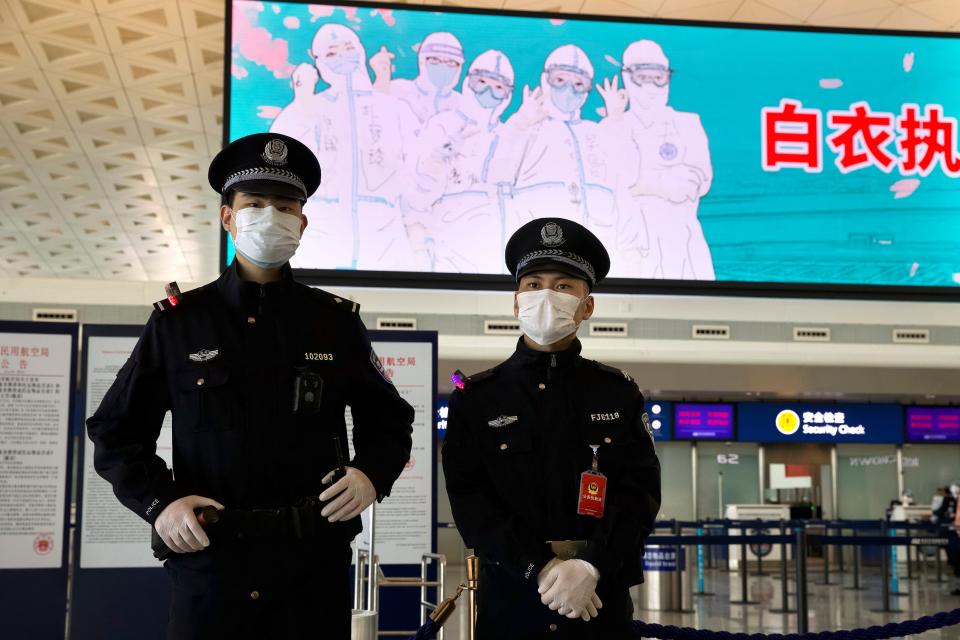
[549,623,558,632]
[247,316,256,324]
[538,383,546,390]
[196,378,205,386]
[499,443,508,451]
[604,436,613,444]
[250,590,260,600]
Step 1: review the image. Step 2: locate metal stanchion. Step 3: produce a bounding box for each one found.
[367,505,376,611]
[907,540,916,582]
[818,524,836,585]
[872,522,903,613]
[731,525,758,605]
[837,524,846,574]
[795,527,809,635]
[693,526,714,596]
[466,555,479,640]
[845,537,866,591]
[419,553,447,640]
[705,524,714,570]
[889,525,908,596]
[672,521,683,612]
[933,543,947,583]
[770,521,796,614]
[354,550,368,610]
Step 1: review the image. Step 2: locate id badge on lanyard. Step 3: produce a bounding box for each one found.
[577,444,606,518]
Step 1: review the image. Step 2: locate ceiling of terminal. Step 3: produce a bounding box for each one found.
[1,0,958,282]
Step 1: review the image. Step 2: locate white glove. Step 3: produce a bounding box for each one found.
[153,495,224,554]
[319,467,377,522]
[538,559,603,621]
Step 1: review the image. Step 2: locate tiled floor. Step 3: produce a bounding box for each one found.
[431,561,960,640]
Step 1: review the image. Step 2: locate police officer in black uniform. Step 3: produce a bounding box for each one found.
[442,218,661,639]
[87,133,414,639]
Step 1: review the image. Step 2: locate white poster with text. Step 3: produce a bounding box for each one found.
[349,339,434,565]
[0,331,73,569]
[79,335,172,569]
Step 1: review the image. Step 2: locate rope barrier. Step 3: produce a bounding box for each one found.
[646,534,947,547]
[406,608,960,640]
[411,618,439,640]
[631,608,960,640]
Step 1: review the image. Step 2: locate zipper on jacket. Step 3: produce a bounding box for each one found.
[548,353,557,381]
[258,285,266,316]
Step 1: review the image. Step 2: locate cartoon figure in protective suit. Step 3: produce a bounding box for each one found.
[408,50,517,274]
[616,39,714,280]
[492,44,638,259]
[269,24,424,271]
[385,32,465,125]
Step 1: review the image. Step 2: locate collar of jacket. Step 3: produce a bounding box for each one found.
[509,336,583,368]
[215,260,295,312]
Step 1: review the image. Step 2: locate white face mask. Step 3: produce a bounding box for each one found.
[233,206,302,269]
[516,289,585,346]
[951,484,960,498]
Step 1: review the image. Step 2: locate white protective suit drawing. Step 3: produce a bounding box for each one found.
[270,24,423,271]
[492,45,637,261]
[390,32,465,126]
[617,39,714,280]
[409,50,517,274]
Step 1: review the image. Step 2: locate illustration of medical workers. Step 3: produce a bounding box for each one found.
[408,50,516,274]
[493,44,637,257]
[387,32,464,125]
[269,63,322,152]
[618,39,714,280]
[270,24,424,271]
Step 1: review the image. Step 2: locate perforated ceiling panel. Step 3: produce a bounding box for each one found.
[0,0,957,281]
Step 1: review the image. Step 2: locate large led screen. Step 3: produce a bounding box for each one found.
[227,1,960,290]
[906,406,960,443]
[673,403,734,440]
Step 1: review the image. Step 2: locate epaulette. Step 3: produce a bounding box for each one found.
[594,361,635,384]
[450,367,497,392]
[309,287,360,314]
[153,281,183,313]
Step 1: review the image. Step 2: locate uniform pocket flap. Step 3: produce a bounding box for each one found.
[586,411,638,445]
[486,426,534,454]
[177,365,230,391]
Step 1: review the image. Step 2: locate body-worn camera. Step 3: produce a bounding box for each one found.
[293,369,324,414]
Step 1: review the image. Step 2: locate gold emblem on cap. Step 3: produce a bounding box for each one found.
[262,139,289,166]
[540,222,565,247]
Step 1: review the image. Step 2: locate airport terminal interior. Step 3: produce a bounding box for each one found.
[1,0,960,639]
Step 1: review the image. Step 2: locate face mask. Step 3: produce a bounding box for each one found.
[516,289,585,346]
[932,495,944,511]
[952,484,960,498]
[628,84,669,111]
[233,206,302,269]
[550,84,584,114]
[328,52,360,75]
[474,86,503,110]
[426,62,457,89]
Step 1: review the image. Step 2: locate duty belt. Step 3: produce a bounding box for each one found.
[152,497,332,561]
[217,497,327,541]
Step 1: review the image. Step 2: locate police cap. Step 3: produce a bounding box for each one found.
[505,218,610,289]
[208,133,321,202]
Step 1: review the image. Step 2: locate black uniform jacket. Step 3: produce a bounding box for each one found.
[442,338,661,588]
[87,262,414,546]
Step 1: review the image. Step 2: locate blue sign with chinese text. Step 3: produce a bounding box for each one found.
[738,403,903,443]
